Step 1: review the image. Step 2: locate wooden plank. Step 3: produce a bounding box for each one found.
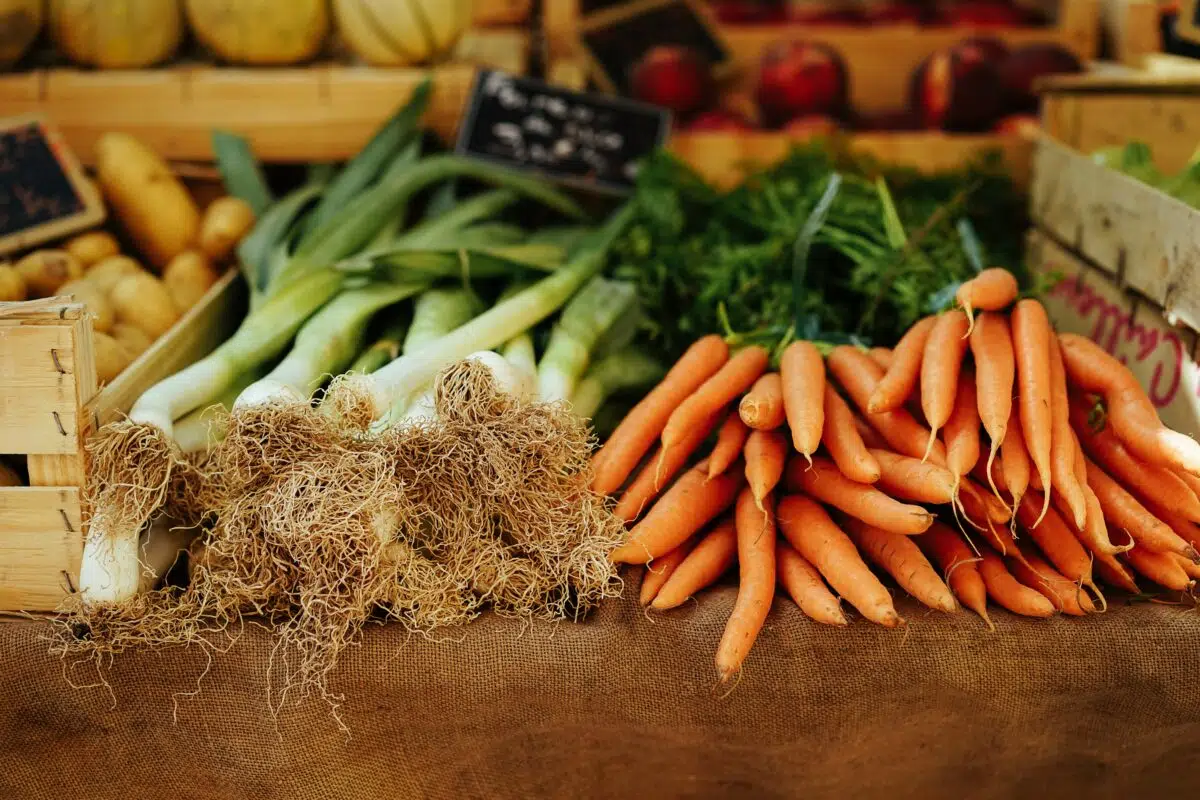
[473,0,532,26]
[0,318,83,456]
[27,313,95,487]
[0,487,83,611]
[1028,229,1200,438]
[1030,134,1200,331]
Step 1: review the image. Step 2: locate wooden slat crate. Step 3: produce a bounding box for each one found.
[0,271,245,612]
[474,0,533,26]
[1098,0,1164,66]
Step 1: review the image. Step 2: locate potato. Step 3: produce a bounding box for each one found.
[66,230,121,267]
[88,255,144,294]
[110,323,154,358]
[163,250,220,312]
[198,196,255,262]
[0,264,27,302]
[95,132,201,270]
[110,272,179,338]
[93,332,133,384]
[15,250,84,298]
[57,279,115,332]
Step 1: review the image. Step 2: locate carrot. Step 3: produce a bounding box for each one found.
[1059,333,1200,476]
[843,517,956,612]
[777,495,903,627]
[776,541,847,626]
[715,489,777,682]
[1070,395,1200,522]
[1007,547,1095,616]
[1047,335,1088,530]
[828,346,946,463]
[956,268,1019,332]
[651,517,738,610]
[1016,492,1098,591]
[869,449,956,504]
[867,347,893,371]
[661,345,770,457]
[1174,469,1200,512]
[1000,406,1031,514]
[1093,552,1140,594]
[969,311,1015,496]
[615,411,723,523]
[708,412,751,479]
[970,452,1009,498]
[610,461,743,564]
[593,334,729,495]
[961,478,1011,524]
[853,413,889,450]
[958,483,1014,556]
[785,457,934,535]
[823,386,881,484]
[944,366,981,499]
[1085,458,1199,561]
[745,429,788,509]
[919,311,971,459]
[638,538,696,606]
[868,315,936,414]
[1012,299,1054,526]
[779,341,825,462]
[1123,546,1195,592]
[1139,499,1200,554]
[739,372,786,431]
[976,548,1056,617]
[919,521,991,627]
[1174,554,1200,582]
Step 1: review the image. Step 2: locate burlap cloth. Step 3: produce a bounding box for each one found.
[2,586,1198,800]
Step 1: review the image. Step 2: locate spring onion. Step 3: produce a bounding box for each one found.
[536,276,638,403]
[349,313,413,374]
[569,350,666,420]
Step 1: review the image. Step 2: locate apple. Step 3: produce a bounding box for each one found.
[909,43,1003,131]
[998,43,1083,113]
[756,41,848,127]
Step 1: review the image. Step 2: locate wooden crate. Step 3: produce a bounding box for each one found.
[1099,0,1164,66]
[545,0,1100,114]
[473,0,533,26]
[0,29,529,165]
[0,271,245,612]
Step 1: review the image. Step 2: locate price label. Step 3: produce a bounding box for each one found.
[0,115,104,258]
[455,69,671,195]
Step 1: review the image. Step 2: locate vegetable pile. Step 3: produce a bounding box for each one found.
[597,269,1200,682]
[1093,141,1200,209]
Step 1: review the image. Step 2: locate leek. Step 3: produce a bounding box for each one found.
[387,287,483,423]
[349,314,413,374]
[536,276,638,403]
[497,281,537,384]
[211,130,273,216]
[173,367,264,454]
[569,350,666,420]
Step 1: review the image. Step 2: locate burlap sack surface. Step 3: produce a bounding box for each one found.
[2,587,1198,800]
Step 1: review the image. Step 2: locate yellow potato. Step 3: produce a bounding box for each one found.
[0,264,27,302]
[110,272,179,338]
[14,250,84,298]
[163,250,220,312]
[198,196,255,263]
[66,230,121,267]
[93,332,133,384]
[88,256,144,294]
[57,279,115,332]
[110,323,154,358]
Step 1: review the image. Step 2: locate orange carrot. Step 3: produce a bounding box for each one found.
[971,452,1009,498]
[961,477,1012,524]
[615,411,723,523]
[610,462,743,564]
[638,538,696,606]
[1093,552,1140,594]
[1140,499,1200,554]
[593,334,729,495]
[1070,481,1130,559]
[708,412,751,479]
[777,494,903,627]
[661,346,769,459]
[1174,469,1200,512]
[1123,546,1195,592]
[1085,459,1200,561]
[827,346,947,463]
[944,366,981,498]
[715,489,777,681]
[779,341,825,462]
[1059,333,1200,476]
[1175,554,1200,582]
[1048,335,1087,530]
[969,311,1015,495]
[868,315,936,414]
[823,386,881,484]
[1007,546,1094,616]
[919,521,991,627]
[745,429,788,509]
[869,449,956,504]
[651,517,738,610]
[920,310,971,459]
[1012,299,1054,526]
[1016,492,1098,590]
[776,541,847,626]
[1000,406,1031,513]
[867,347,893,371]
[976,547,1056,617]
[956,268,1019,332]
[843,517,956,612]
[958,483,1015,556]
[853,413,888,450]
[785,456,934,535]
[739,372,786,431]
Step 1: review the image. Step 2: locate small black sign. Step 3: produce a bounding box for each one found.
[455,70,671,195]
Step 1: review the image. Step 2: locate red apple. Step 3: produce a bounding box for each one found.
[934,0,1026,27]
[788,4,867,25]
[710,0,788,23]
[998,43,1083,113]
[909,43,1002,131]
[993,113,1040,136]
[784,114,840,137]
[685,110,755,131]
[957,35,1010,62]
[756,41,848,127]
[630,46,714,117]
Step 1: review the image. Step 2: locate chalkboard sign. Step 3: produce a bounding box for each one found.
[455,70,671,195]
[578,0,733,95]
[0,115,104,257]
[1174,0,1200,49]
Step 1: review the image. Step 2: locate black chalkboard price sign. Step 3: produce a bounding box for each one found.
[0,115,104,257]
[455,69,671,195]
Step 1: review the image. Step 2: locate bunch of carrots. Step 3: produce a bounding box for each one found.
[593,268,1200,682]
